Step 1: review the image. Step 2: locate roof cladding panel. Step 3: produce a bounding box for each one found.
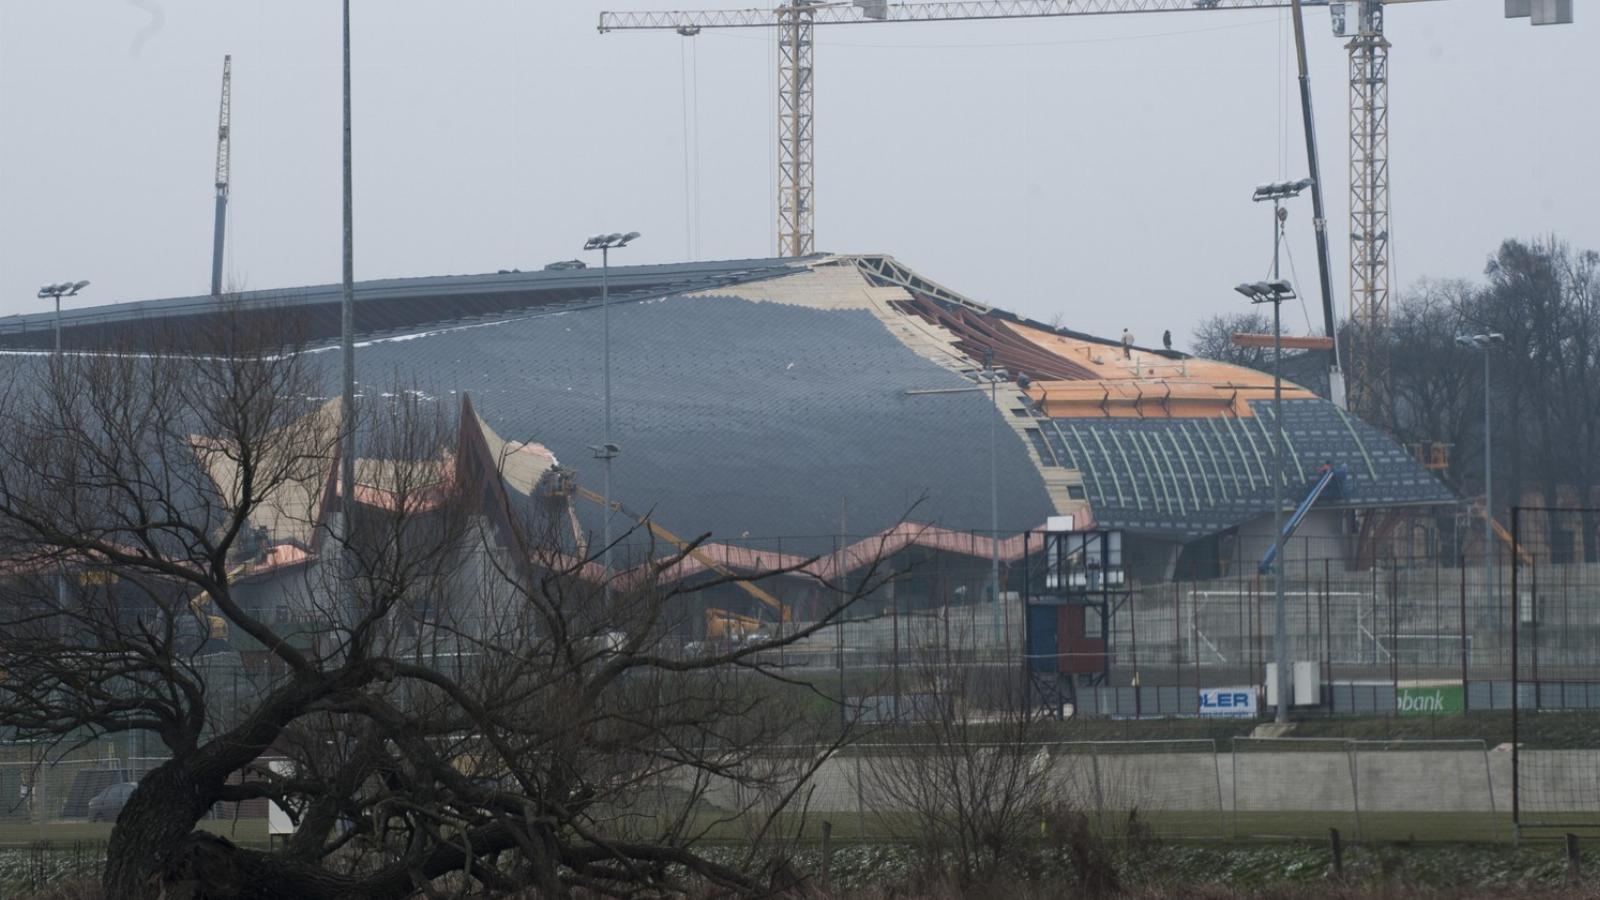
[0,258,809,353]
[1032,398,1455,538]
[351,292,1057,555]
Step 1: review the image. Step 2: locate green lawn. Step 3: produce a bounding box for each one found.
[0,817,267,847]
[616,805,1600,847]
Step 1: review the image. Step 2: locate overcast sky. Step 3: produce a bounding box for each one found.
[0,1,1593,346]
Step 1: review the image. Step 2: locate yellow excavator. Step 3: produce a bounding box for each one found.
[567,483,790,636]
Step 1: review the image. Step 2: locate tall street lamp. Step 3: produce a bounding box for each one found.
[1456,332,1506,609]
[584,231,641,599]
[1236,278,1298,724]
[38,281,90,354]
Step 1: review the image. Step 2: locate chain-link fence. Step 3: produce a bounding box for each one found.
[1510,506,1600,833]
[717,536,1501,720]
[0,755,269,834]
[708,522,1600,722]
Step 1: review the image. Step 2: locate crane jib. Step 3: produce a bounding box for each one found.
[599,0,1343,32]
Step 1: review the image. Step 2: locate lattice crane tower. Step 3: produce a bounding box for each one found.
[1341,1,1389,421]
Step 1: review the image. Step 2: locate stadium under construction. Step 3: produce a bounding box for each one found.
[5,252,1517,716]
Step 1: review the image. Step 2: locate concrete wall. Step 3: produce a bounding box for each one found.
[777,745,1568,816]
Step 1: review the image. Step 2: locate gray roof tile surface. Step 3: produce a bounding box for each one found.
[349,292,1058,557]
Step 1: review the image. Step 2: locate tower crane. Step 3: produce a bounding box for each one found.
[599,0,1571,421]
[210,54,232,298]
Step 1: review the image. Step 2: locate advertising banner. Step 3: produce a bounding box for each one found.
[1395,684,1464,716]
[1199,687,1258,718]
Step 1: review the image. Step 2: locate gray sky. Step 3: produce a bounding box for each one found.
[1,2,1594,346]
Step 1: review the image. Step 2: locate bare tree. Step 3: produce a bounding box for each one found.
[0,313,890,899]
[1385,279,1481,460]
[1187,311,1274,370]
[1379,237,1600,559]
[859,615,1067,886]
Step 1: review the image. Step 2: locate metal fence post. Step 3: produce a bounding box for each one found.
[1322,559,1332,695]
[1460,554,1470,710]
[1130,590,1141,718]
[1511,506,1521,838]
[1210,739,1226,838]
[1389,563,1399,699]
[1173,574,1182,697]
[1347,739,1363,842]
[1567,833,1581,886]
[1089,744,1105,824]
[855,752,865,838]
[1531,555,1540,687]
[1482,739,1498,818]
[1229,739,1239,840]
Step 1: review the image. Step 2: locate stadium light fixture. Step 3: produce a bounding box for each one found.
[39,279,90,355]
[1235,280,1297,304]
[584,232,639,251]
[1252,178,1313,203]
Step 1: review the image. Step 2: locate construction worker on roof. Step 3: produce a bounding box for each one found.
[1121,328,1134,360]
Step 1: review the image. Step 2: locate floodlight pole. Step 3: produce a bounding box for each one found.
[1251,182,1306,724]
[584,232,639,602]
[1270,290,1287,723]
[602,244,613,598]
[340,0,357,563]
[1269,209,1289,724]
[985,347,1001,647]
[1484,345,1493,607]
[39,282,88,355]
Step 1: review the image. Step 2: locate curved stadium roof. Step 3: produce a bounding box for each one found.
[0,254,1453,558]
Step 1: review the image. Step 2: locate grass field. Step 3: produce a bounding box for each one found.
[610,807,1600,847]
[0,818,267,846]
[0,807,1587,849]
[4,814,1600,898]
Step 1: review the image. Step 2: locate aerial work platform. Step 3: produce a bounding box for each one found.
[1259,463,1348,574]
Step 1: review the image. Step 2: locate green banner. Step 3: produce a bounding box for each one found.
[1396,685,1464,716]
